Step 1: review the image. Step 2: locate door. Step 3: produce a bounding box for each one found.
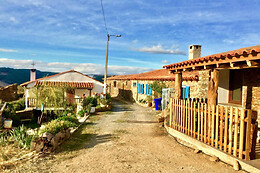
[66,89,75,105]
[229,70,243,104]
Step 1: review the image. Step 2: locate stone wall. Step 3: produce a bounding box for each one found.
[107,79,132,98]
[0,84,18,102]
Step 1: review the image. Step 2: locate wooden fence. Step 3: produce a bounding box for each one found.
[168,98,257,161]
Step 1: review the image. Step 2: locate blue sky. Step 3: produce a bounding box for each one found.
[0,0,259,75]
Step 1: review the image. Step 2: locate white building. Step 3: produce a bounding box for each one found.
[21,70,104,109]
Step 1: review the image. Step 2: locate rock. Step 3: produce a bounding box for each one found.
[209,156,219,162]
[233,160,240,171]
[194,149,201,154]
[158,116,165,123]
[64,129,71,140]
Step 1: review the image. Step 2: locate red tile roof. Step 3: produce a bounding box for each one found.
[34,81,94,89]
[20,70,103,87]
[107,69,199,81]
[163,45,260,70]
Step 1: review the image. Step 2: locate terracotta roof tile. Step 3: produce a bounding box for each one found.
[107,69,199,81]
[34,81,94,89]
[163,45,260,70]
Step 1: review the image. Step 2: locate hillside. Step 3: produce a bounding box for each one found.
[0,67,57,85]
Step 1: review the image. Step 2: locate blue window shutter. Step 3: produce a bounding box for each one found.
[181,85,186,99]
[149,85,152,96]
[185,86,190,99]
[138,84,140,93]
[145,84,148,95]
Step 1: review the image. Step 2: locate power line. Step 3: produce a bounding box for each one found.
[100,0,108,35]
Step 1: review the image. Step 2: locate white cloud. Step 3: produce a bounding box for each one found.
[132,44,186,55]
[0,48,18,52]
[161,60,170,64]
[0,58,153,75]
[9,17,17,23]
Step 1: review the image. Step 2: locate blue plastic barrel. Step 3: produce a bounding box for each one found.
[154,98,162,110]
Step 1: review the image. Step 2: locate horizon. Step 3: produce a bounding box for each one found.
[0,0,259,75]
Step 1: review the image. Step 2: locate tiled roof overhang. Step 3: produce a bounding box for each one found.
[163,45,260,72]
[34,81,94,89]
[107,69,199,81]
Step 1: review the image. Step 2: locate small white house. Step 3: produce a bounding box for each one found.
[21,70,104,109]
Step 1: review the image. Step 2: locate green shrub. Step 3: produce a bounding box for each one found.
[0,132,8,146]
[39,120,77,135]
[77,110,87,117]
[56,115,79,125]
[82,97,97,108]
[10,125,37,149]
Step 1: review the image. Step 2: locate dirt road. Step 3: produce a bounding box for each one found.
[51,100,239,173]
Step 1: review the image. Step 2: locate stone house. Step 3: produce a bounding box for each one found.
[21,70,104,109]
[107,68,201,103]
[163,45,260,141]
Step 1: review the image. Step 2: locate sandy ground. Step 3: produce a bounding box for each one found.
[4,100,243,172]
[52,100,241,173]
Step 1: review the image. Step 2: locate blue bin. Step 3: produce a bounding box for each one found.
[154,98,162,111]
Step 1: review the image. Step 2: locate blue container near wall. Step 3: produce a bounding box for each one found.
[154,98,162,111]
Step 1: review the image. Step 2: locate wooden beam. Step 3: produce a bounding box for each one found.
[246,60,252,67]
[175,73,182,99]
[208,69,219,105]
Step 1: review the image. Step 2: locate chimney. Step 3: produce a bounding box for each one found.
[189,45,201,60]
[30,69,36,81]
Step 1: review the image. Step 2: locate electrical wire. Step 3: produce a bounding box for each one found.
[100,0,108,35]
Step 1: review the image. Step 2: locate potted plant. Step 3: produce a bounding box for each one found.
[146,96,153,107]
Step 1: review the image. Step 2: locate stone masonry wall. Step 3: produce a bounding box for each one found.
[0,83,18,102]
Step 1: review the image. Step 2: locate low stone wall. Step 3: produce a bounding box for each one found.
[0,84,18,102]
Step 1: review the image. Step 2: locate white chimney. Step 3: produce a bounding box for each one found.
[30,69,36,81]
[189,45,201,60]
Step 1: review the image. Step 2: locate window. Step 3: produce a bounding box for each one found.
[182,85,190,99]
[113,81,116,87]
[229,70,243,104]
[137,83,145,94]
[133,82,137,87]
[125,81,128,86]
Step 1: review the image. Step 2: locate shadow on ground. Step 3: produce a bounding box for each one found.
[55,114,113,154]
[126,120,158,124]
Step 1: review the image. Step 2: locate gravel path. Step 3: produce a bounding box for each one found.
[52,100,241,173]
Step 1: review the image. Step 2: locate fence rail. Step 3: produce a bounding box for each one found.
[27,97,83,108]
[168,98,257,160]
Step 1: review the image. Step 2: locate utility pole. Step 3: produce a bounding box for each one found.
[103,34,121,95]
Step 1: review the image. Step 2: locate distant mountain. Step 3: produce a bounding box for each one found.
[0,67,106,85]
[0,67,57,85]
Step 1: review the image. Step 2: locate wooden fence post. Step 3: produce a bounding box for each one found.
[169,98,172,128]
[175,73,182,99]
[208,69,219,105]
[245,110,252,160]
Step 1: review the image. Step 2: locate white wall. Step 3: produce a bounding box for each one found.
[75,89,91,98]
[218,69,230,104]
